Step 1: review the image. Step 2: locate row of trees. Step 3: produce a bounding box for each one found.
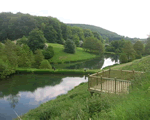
[0,12,104,46]
[105,38,150,63]
[0,39,54,79]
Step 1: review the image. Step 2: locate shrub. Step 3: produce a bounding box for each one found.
[39,60,52,69]
[42,46,54,59]
[119,53,128,63]
[64,39,76,54]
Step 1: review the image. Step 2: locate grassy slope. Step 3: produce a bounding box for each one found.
[48,43,97,63]
[17,56,150,120]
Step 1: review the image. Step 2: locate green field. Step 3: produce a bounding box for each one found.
[17,56,150,120]
[47,43,97,63]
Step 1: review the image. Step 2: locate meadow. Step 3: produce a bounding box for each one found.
[47,43,97,64]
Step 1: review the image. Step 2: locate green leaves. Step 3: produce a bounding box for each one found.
[64,39,76,54]
[28,28,46,52]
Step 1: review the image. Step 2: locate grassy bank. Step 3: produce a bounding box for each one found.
[47,43,97,63]
[16,56,150,120]
[16,68,101,75]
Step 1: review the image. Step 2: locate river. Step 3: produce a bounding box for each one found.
[0,56,119,120]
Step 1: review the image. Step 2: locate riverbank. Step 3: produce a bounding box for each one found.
[16,68,101,75]
[15,55,150,120]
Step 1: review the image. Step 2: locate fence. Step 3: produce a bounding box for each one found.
[88,69,144,94]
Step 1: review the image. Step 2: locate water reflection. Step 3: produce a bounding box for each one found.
[52,54,119,69]
[0,74,87,120]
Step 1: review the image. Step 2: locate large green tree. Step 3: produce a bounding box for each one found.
[133,41,144,58]
[27,28,46,52]
[122,41,136,61]
[64,39,76,54]
[145,37,150,55]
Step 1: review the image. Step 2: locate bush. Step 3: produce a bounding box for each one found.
[119,53,128,63]
[39,60,52,69]
[42,46,54,59]
[64,39,76,54]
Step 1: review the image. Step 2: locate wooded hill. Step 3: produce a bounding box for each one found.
[0,12,146,44]
[67,24,146,42]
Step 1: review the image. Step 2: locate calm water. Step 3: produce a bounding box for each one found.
[0,74,88,120]
[0,55,119,120]
[52,54,119,69]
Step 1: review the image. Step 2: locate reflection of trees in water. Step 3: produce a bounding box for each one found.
[0,74,63,97]
[66,56,104,69]
[7,94,20,109]
[105,54,119,63]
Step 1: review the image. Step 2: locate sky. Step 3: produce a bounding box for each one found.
[1,0,150,38]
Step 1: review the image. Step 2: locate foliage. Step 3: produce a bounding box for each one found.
[64,39,76,54]
[16,35,28,45]
[133,41,144,58]
[119,53,128,63]
[27,28,46,52]
[43,25,57,43]
[83,37,104,54]
[68,24,146,42]
[39,60,52,69]
[42,46,54,59]
[34,49,44,68]
[145,37,150,55]
[122,41,136,62]
[105,39,126,54]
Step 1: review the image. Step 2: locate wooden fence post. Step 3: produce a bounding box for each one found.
[115,77,116,94]
[109,68,111,78]
[88,74,90,90]
[101,75,102,92]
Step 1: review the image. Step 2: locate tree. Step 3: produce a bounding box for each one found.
[145,37,150,55]
[119,53,128,63]
[42,46,54,59]
[83,29,94,38]
[39,60,52,69]
[43,25,57,43]
[73,34,80,47]
[122,41,136,61]
[133,41,144,58]
[64,39,76,54]
[16,35,28,46]
[27,28,46,52]
[83,37,104,54]
[34,49,44,68]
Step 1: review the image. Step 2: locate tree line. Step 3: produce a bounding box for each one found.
[105,38,150,63]
[0,12,104,46]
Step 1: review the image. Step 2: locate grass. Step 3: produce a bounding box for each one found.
[47,43,97,63]
[15,55,150,120]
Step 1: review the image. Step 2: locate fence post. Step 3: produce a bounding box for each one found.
[133,69,135,79]
[101,75,102,92]
[102,70,104,76]
[88,74,90,91]
[121,69,122,79]
[109,68,111,78]
[115,77,116,94]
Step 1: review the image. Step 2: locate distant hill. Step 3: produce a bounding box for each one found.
[67,24,146,42]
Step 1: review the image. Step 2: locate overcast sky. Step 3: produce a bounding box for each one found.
[1,0,149,38]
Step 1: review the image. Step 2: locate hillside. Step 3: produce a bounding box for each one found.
[48,43,97,63]
[67,24,145,42]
